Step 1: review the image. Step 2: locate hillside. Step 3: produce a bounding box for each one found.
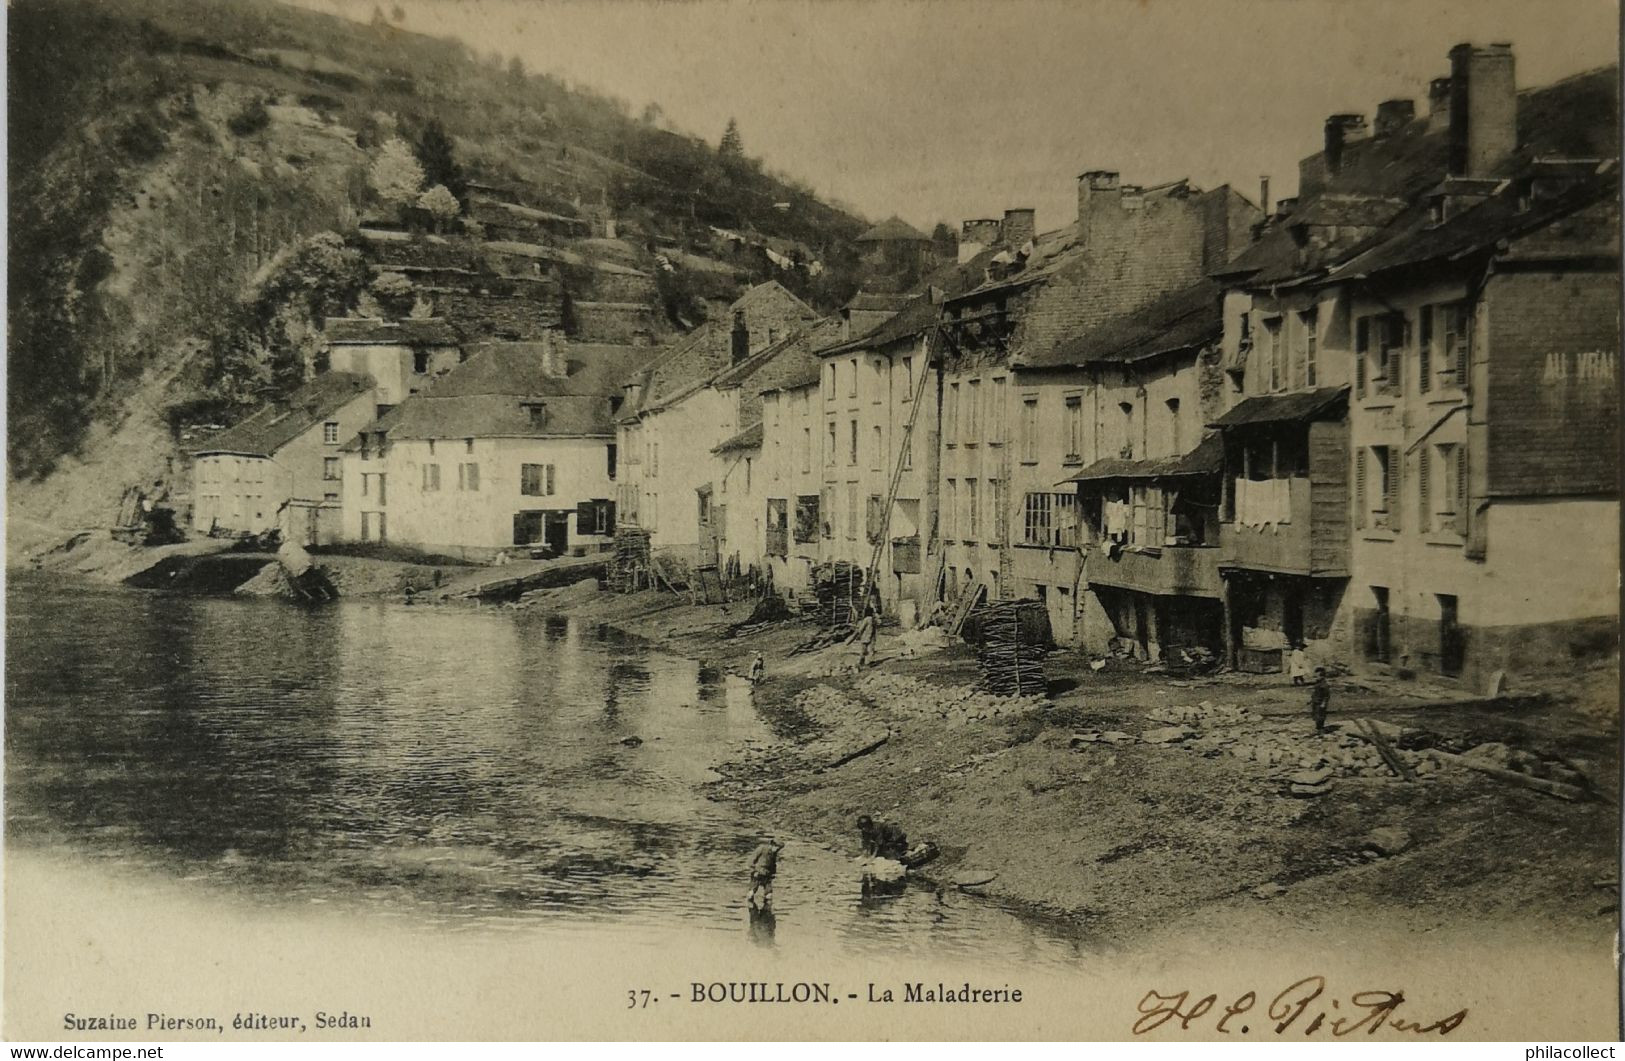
[7,0,871,545]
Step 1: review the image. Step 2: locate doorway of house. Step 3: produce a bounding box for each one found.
[1368,586,1392,663]
[1438,593,1464,676]
[545,512,570,555]
[1283,584,1305,649]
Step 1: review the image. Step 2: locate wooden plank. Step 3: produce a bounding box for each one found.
[1433,750,1589,801]
[1358,719,1417,782]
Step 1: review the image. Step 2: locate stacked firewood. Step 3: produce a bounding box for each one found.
[976,598,1050,697]
[608,527,652,592]
[814,561,867,628]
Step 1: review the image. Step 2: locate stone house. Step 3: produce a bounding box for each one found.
[189,372,377,543]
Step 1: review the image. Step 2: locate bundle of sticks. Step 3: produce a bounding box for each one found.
[976,598,1050,696]
[814,561,867,628]
[608,527,652,593]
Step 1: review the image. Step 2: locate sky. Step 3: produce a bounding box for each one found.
[295,0,1620,232]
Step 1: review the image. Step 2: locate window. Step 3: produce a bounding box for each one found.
[901,357,914,401]
[1436,442,1466,534]
[825,362,836,401]
[871,357,885,400]
[802,427,811,474]
[526,403,547,428]
[323,457,341,481]
[965,478,979,540]
[1422,302,1470,391]
[1024,493,1053,545]
[745,458,752,493]
[466,438,475,454]
[652,443,660,476]
[1020,398,1039,462]
[945,383,959,445]
[871,425,883,472]
[965,380,981,442]
[989,377,1006,443]
[1119,402,1135,459]
[323,422,339,445]
[848,420,858,465]
[1357,313,1407,398]
[1129,484,1167,546]
[607,444,617,481]
[945,480,957,538]
[846,482,859,539]
[848,358,858,397]
[1055,493,1078,547]
[1417,445,1430,531]
[458,462,481,491]
[324,491,339,502]
[990,477,1006,541]
[826,422,837,466]
[1065,396,1084,461]
[1367,445,1396,530]
[1301,311,1318,387]
[521,463,555,496]
[421,463,441,491]
[901,423,913,470]
[413,349,430,374]
[1165,398,1181,456]
[865,494,885,543]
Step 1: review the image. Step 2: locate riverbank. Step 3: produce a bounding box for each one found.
[547,588,1622,948]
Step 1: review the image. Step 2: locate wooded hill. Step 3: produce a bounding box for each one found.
[8,0,871,482]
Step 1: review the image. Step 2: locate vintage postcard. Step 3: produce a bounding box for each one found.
[5,0,1620,1043]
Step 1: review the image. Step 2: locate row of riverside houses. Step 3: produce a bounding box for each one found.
[622,41,1618,692]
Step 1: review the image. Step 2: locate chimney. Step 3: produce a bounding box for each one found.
[958,218,1001,263]
[539,328,564,378]
[1323,113,1369,176]
[1428,77,1454,131]
[730,310,750,364]
[1002,208,1036,250]
[1374,98,1416,138]
[1075,169,1121,246]
[1259,175,1271,216]
[1449,42,1517,177]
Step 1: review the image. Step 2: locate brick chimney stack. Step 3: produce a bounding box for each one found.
[1449,42,1517,177]
[1374,98,1416,138]
[1323,113,1369,175]
[1001,208,1036,249]
[1428,77,1454,131]
[1076,170,1121,247]
[958,218,1002,263]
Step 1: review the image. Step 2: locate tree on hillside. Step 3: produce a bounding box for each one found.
[719,118,744,159]
[417,184,460,230]
[413,119,466,204]
[369,137,424,213]
[931,221,958,261]
[640,102,664,128]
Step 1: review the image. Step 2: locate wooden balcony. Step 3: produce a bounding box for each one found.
[1086,544,1221,599]
[1219,476,1349,577]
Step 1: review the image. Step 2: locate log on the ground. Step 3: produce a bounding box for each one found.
[1357,718,1417,782]
[822,732,889,770]
[1432,750,1590,801]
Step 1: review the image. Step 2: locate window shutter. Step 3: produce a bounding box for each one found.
[469,463,480,491]
[1455,305,1470,386]
[1454,446,1468,535]
[1418,306,1433,394]
[1389,455,1402,532]
[1355,318,1369,398]
[577,500,596,527]
[1354,449,1366,529]
[604,501,617,536]
[1390,315,1406,396]
[546,465,556,495]
[1417,447,1430,532]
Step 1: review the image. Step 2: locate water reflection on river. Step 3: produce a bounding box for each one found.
[5,576,1086,967]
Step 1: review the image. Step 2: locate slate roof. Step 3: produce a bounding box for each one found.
[1208,386,1349,429]
[344,342,654,446]
[1216,65,1619,289]
[1061,432,1224,484]
[845,291,918,313]
[712,421,764,454]
[1019,278,1222,370]
[189,372,374,457]
[856,216,931,242]
[325,317,460,345]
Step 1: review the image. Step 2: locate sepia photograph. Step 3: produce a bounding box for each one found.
[4,0,1621,1044]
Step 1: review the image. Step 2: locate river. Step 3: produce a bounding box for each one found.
[4,575,1087,968]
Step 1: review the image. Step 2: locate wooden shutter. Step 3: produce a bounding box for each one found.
[1454,446,1468,535]
[1389,315,1405,397]
[1354,449,1366,529]
[1455,304,1470,385]
[1417,447,1430,532]
[577,500,596,528]
[545,464,556,495]
[1418,306,1433,394]
[1389,453,1402,532]
[1355,318,1369,398]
